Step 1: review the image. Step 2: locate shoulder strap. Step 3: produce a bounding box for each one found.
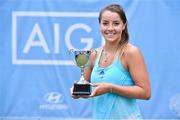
[94,48,103,66]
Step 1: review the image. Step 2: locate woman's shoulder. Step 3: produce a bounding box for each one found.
[91,47,102,58]
[94,47,102,53]
[124,43,141,57]
[124,43,144,63]
[89,47,102,66]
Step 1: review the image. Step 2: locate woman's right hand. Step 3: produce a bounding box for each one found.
[70,87,81,99]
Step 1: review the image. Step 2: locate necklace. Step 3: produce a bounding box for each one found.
[102,48,118,63]
[102,49,109,63]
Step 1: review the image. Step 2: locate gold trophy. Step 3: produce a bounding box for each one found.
[69,49,94,95]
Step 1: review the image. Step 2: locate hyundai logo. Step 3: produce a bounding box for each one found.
[44,92,64,104]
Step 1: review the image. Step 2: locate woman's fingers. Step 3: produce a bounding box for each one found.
[70,87,80,99]
[90,83,99,87]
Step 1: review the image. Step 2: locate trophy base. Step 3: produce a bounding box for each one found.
[73,83,91,95]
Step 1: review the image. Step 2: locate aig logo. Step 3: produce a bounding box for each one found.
[12,11,103,65]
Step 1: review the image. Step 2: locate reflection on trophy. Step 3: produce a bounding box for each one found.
[69,49,94,95]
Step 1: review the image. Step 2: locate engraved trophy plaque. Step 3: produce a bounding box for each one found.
[69,49,94,95]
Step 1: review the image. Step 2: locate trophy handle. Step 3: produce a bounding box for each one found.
[69,49,79,66]
[90,49,97,56]
[69,49,96,55]
[69,49,75,55]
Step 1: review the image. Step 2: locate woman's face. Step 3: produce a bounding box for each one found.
[100,10,125,43]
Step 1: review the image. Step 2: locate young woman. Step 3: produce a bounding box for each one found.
[71,4,151,119]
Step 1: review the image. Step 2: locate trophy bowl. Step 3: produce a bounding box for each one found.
[69,49,94,96]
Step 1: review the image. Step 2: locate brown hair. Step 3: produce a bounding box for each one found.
[99,4,129,48]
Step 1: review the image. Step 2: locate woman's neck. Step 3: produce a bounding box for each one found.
[103,43,119,53]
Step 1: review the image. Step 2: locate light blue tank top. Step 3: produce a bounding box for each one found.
[90,49,142,119]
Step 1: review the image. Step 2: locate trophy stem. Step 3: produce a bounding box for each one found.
[80,68,84,76]
[78,67,88,84]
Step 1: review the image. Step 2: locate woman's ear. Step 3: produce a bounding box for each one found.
[122,22,127,30]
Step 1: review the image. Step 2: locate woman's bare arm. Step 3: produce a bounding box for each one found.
[91,45,151,100]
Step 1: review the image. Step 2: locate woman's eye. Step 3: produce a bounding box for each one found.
[102,22,108,26]
[114,22,120,26]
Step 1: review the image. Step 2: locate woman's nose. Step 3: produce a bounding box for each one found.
[107,24,114,30]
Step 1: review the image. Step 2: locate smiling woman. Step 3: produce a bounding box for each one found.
[71,4,151,119]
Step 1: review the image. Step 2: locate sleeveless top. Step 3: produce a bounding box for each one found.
[90,49,142,119]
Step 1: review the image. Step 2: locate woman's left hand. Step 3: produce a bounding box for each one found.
[90,83,113,97]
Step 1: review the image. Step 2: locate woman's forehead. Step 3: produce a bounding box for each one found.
[101,10,121,21]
